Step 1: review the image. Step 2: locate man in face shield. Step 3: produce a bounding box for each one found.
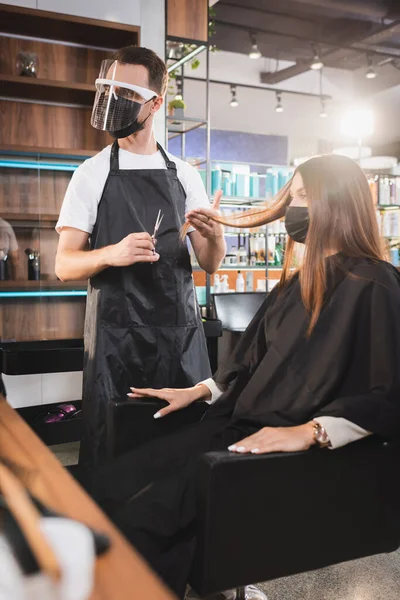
[55,47,226,469]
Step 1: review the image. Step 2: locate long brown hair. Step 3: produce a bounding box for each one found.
[185,154,385,333]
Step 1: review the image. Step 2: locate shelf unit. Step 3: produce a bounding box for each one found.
[0,73,96,105]
[0,3,140,49]
[0,4,139,343]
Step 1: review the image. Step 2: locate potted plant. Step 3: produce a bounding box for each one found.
[168,98,186,119]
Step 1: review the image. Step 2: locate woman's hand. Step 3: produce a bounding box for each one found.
[185,190,224,240]
[228,423,316,454]
[128,384,211,419]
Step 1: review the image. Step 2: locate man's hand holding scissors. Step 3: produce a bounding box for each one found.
[106,232,159,267]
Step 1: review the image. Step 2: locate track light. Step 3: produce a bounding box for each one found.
[230,85,238,107]
[365,55,377,79]
[275,92,283,113]
[310,45,323,70]
[249,33,261,59]
[320,98,327,118]
[174,76,183,100]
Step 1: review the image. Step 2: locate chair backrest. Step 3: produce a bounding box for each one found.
[213,292,266,332]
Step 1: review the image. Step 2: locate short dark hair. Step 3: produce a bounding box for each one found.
[111,46,168,96]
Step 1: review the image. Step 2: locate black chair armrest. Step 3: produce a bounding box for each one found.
[106,398,208,458]
[190,437,400,597]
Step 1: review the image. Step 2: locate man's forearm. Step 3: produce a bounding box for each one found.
[196,236,226,274]
[55,247,111,281]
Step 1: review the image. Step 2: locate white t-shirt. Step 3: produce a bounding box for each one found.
[56,146,210,234]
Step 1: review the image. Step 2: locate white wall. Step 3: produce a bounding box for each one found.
[2,0,165,408]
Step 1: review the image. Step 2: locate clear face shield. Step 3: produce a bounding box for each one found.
[91,59,157,139]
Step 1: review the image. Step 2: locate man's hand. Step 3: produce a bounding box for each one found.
[107,233,159,267]
[185,190,224,240]
[228,423,316,455]
[128,385,209,418]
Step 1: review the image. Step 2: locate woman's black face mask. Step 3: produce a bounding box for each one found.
[284,206,310,244]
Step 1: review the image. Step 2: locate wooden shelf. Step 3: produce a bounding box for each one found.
[0,3,140,49]
[0,144,97,159]
[2,213,58,230]
[0,280,86,291]
[0,74,96,106]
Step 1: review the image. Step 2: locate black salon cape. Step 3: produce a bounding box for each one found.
[210,254,400,437]
[92,255,400,599]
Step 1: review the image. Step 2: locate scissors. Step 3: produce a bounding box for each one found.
[151,209,164,254]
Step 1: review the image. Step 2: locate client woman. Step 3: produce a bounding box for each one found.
[92,155,400,599]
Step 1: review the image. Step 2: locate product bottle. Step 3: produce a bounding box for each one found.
[236,271,245,292]
[221,274,229,293]
[258,234,266,266]
[25,248,40,281]
[238,244,247,266]
[274,235,283,267]
[0,249,8,281]
[246,271,254,291]
[230,245,238,266]
[213,273,221,293]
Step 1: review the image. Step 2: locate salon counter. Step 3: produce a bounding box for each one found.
[0,396,176,600]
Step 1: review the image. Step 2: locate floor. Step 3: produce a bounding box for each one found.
[50,442,400,600]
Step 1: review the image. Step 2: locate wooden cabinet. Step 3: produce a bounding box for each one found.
[167,0,208,42]
[0,4,140,342]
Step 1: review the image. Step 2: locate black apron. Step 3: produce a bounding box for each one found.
[80,141,211,468]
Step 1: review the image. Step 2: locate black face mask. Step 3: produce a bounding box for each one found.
[284,206,310,244]
[108,98,153,139]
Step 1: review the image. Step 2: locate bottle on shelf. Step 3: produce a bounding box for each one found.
[274,235,284,267]
[213,273,221,293]
[0,249,8,281]
[229,245,238,266]
[236,271,245,292]
[238,244,247,267]
[268,233,276,266]
[220,274,230,293]
[246,271,254,291]
[257,234,266,266]
[25,248,40,281]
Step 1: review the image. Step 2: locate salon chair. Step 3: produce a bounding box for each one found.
[107,399,400,598]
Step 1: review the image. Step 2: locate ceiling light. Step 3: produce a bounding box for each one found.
[310,45,323,70]
[365,55,377,79]
[249,33,261,59]
[366,67,377,79]
[275,92,283,113]
[340,107,374,139]
[320,98,327,118]
[230,85,238,107]
[175,76,183,100]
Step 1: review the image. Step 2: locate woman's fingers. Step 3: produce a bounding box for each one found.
[212,190,222,210]
[228,429,273,453]
[187,212,211,225]
[187,217,215,235]
[153,403,180,419]
[128,387,170,401]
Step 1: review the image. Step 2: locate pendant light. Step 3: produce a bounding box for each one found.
[310,45,323,70]
[230,85,238,107]
[249,33,261,59]
[275,92,283,113]
[365,54,377,79]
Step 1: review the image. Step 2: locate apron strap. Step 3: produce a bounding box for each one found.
[157,143,177,171]
[110,140,120,172]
